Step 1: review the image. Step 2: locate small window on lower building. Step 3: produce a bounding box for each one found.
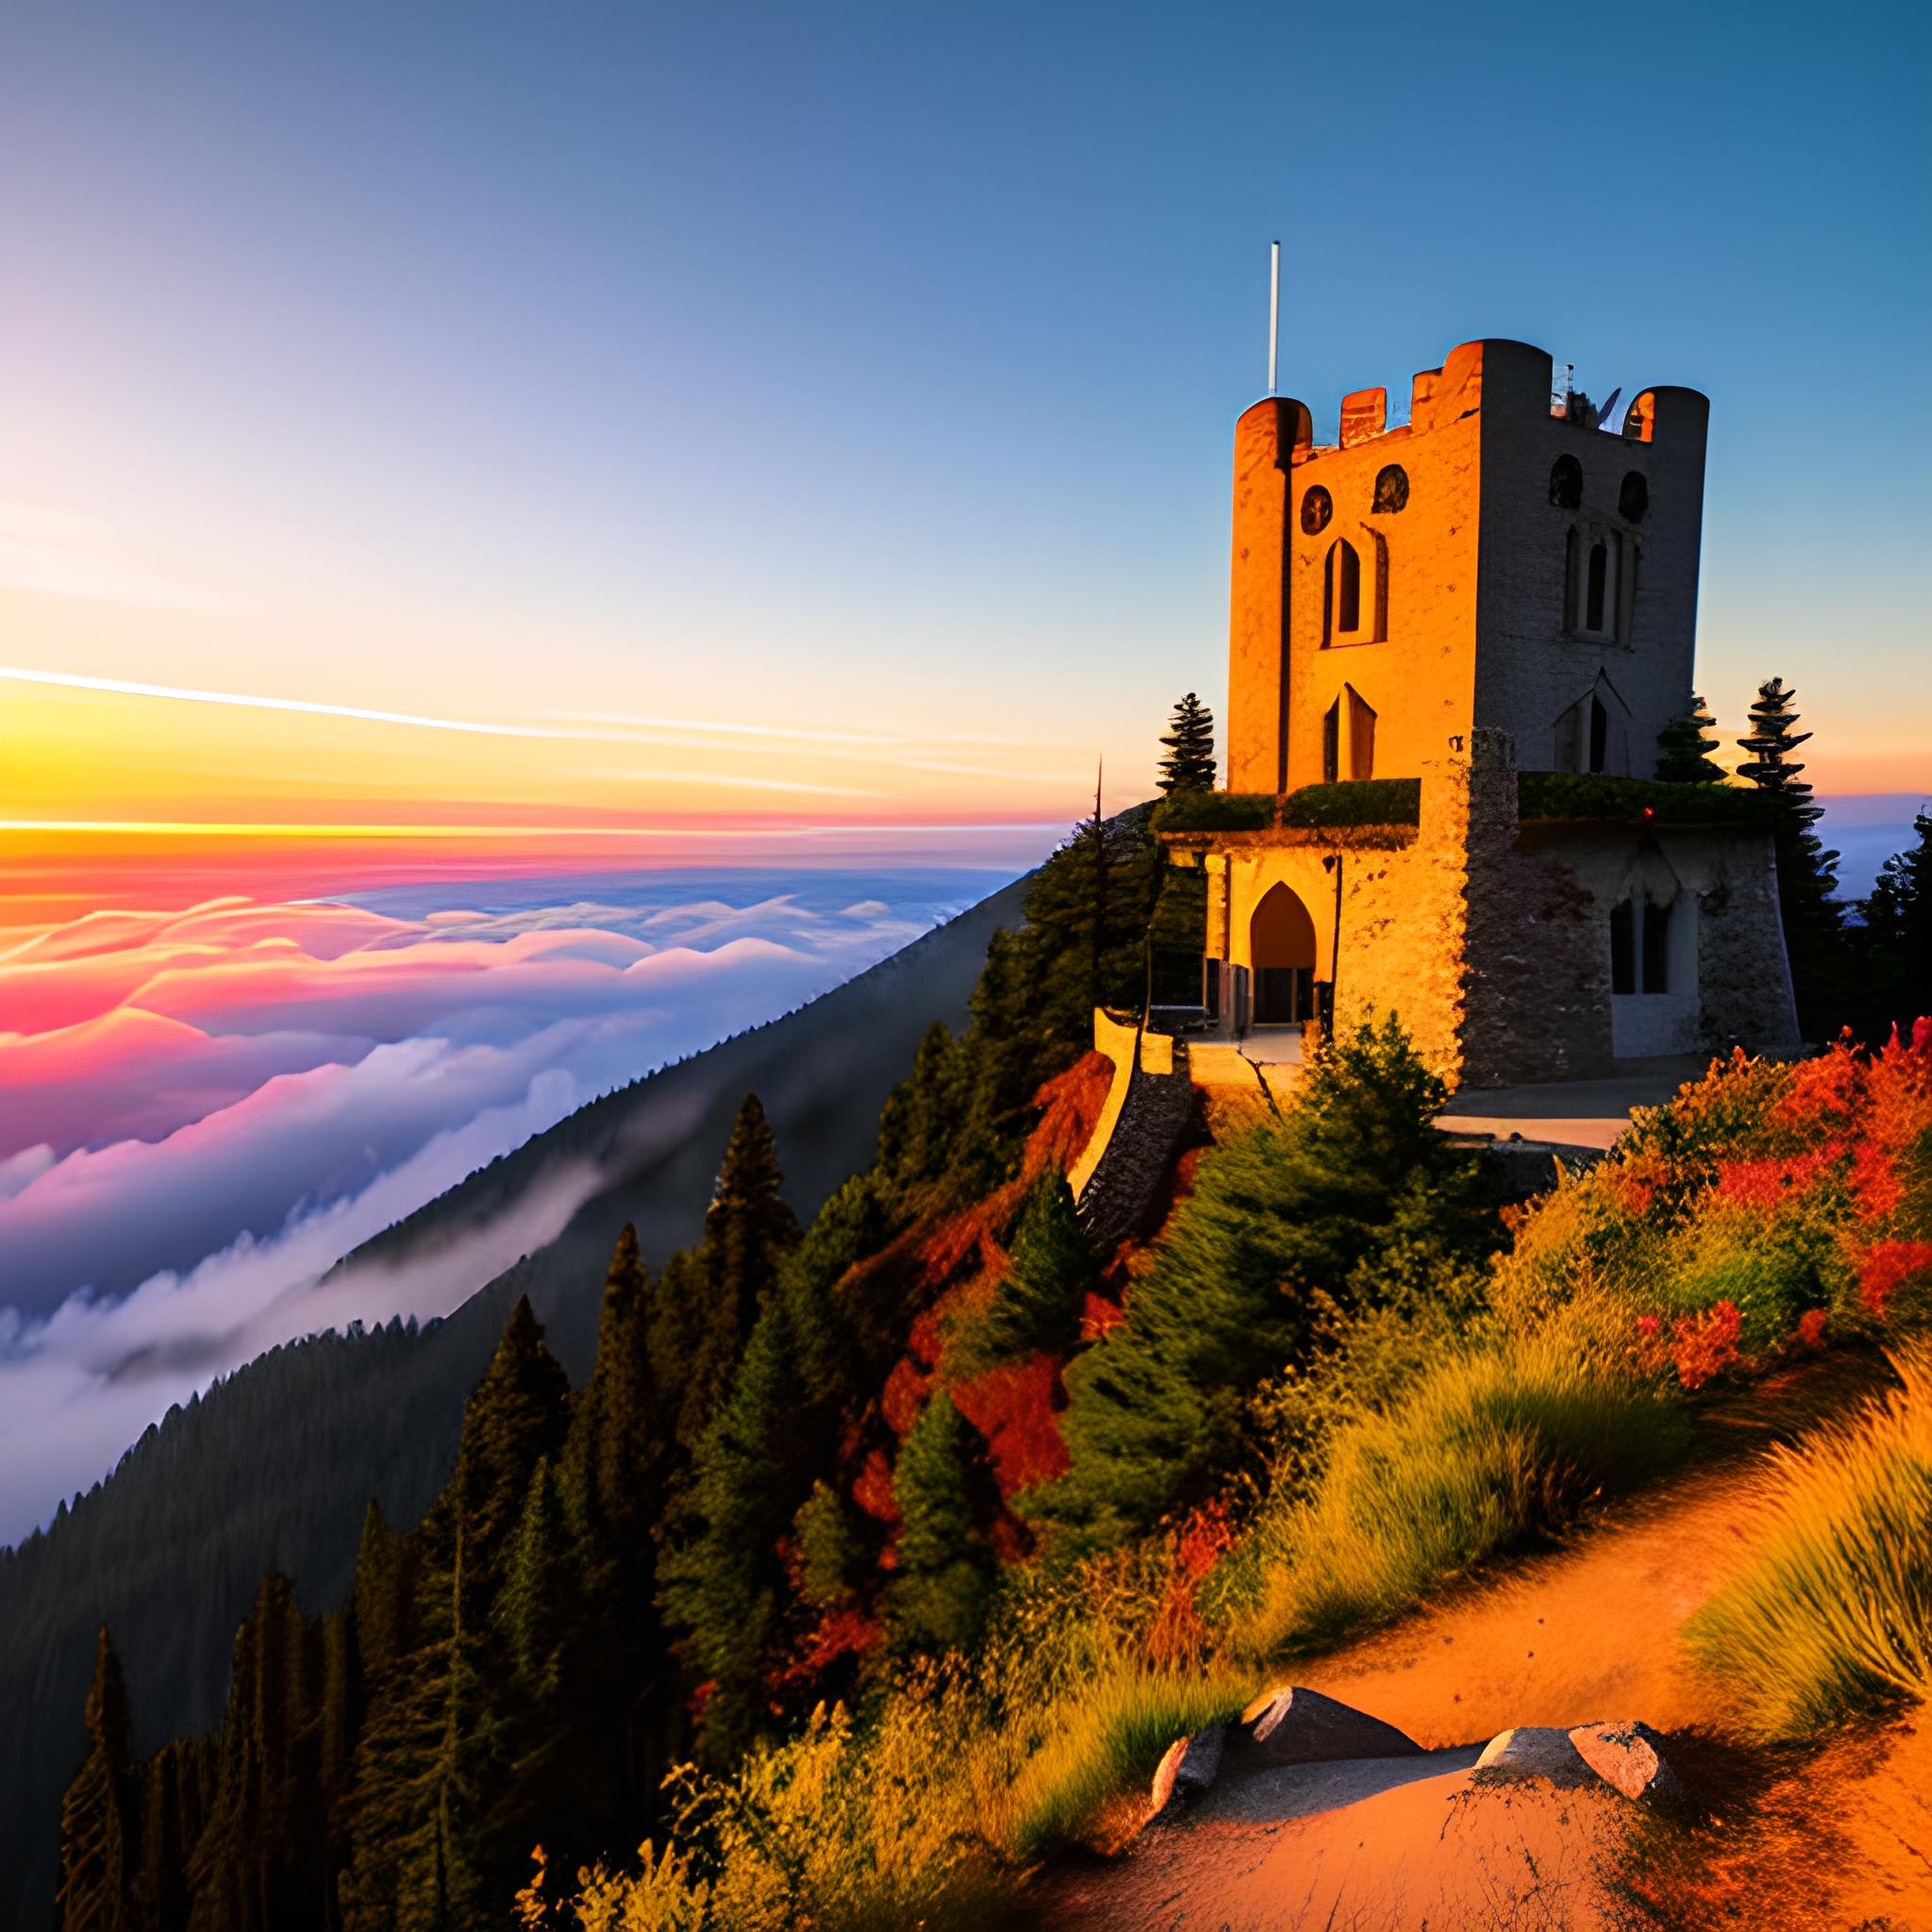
[1641,897,1673,992]
[1589,694,1608,774]
[1346,686,1376,779]
[1322,699,1341,783]
[1610,900,1636,995]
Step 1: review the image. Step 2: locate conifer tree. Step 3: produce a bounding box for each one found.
[947,1174,1097,1374]
[658,1178,874,1764]
[558,1225,660,1563]
[792,1481,864,1612]
[886,1393,997,1657]
[185,1573,325,1930]
[652,1096,801,1455]
[1654,694,1725,783]
[1158,692,1217,794]
[1737,676,1845,1036]
[57,1627,135,1932]
[130,1740,201,1932]
[450,1294,571,1574]
[1857,808,1932,1040]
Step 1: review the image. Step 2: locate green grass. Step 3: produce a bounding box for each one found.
[1238,1325,1694,1657]
[1686,1342,1932,1741]
[1002,1665,1254,1861]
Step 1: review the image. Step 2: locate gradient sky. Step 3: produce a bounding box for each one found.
[2,0,1927,907]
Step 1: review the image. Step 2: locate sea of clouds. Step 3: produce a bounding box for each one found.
[0,866,1015,1543]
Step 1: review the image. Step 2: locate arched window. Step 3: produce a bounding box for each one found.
[1611,895,1676,996]
[1550,454,1583,508]
[1586,540,1609,632]
[1347,685,1376,778]
[1325,538,1361,641]
[1322,697,1341,782]
[1619,471,1649,523]
[1301,486,1333,535]
[1372,464,1409,513]
[1610,900,1636,995]
[1589,693,1608,774]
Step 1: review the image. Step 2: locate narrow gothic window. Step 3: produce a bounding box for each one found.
[1586,540,1609,632]
[1619,471,1649,523]
[1372,464,1409,513]
[1325,538,1361,639]
[1589,694,1608,774]
[1642,897,1673,992]
[1322,699,1341,783]
[1610,901,1636,994]
[1550,454,1582,508]
[1347,687,1376,778]
[1301,486,1332,535]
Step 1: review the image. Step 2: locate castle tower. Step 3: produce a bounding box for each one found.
[1225,340,1709,793]
[1160,337,1795,1089]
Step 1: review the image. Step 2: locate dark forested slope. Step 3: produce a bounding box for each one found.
[0,876,1025,1932]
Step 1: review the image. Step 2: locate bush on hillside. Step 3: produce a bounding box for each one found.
[1027,1016,1493,1547]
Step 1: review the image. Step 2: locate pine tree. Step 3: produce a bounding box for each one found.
[554,1224,667,1847]
[450,1294,571,1575]
[57,1627,135,1932]
[1158,692,1217,794]
[792,1481,864,1611]
[947,1174,1097,1374]
[558,1225,660,1562]
[1654,694,1725,784]
[1737,676,1846,1036]
[652,1096,801,1456]
[1032,1016,1491,1545]
[1857,808,1932,1041]
[886,1393,997,1657]
[184,1573,326,1931]
[658,1179,873,1765]
[130,1740,202,1932]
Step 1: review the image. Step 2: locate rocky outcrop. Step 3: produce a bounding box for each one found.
[1472,1725,1595,1789]
[1240,1684,1424,1767]
[1147,1724,1227,1823]
[1568,1719,1683,1804]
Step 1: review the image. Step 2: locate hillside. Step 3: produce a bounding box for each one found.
[0,874,1026,1932]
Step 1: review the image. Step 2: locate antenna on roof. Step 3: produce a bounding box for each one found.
[1267,241,1280,396]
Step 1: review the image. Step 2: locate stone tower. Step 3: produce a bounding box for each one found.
[1225,338,1709,795]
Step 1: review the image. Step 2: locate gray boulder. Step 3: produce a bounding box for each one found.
[1472,1725,1595,1789]
[1147,1722,1228,1822]
[1238,1686,1424,1766]
[1568,1720,1684,1804]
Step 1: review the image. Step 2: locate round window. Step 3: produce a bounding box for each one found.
[1300,486,1333,535]
[1372,464,1409,514]
[1619,471,1649,523]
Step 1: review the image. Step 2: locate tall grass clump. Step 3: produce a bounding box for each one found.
[1686,1342,1932,1741]
[1236,1321,1693,1656]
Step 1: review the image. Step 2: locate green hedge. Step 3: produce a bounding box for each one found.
[1150,791,1276,833]
[1517,773,1775,825]
[1154,780,1424,835]
[1281,778,1422,828]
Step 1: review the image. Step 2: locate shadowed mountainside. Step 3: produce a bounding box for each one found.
[0,874,1027,1932]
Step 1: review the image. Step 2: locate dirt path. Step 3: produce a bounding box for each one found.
[1036,1354,1932,1931]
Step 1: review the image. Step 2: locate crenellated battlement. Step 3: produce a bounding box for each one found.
[1259,340,1707,461]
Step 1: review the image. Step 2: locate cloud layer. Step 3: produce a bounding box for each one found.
[0,865,1008,1543]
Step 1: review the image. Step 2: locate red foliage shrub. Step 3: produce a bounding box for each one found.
[880,1356,935,1438]
[1795,1307,1828,1348]
[949,1353,1069,1497]
[851,1446,900,1525]
[1079,1291,1125,1341]
[1715,1147,1843,1213]
[1857,1241,1932,1319]
[1671,1300,1742,1391]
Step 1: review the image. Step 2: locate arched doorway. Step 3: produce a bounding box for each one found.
[1250,882,1316,1024]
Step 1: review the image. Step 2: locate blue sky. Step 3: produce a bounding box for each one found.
[3,0,1926,811]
